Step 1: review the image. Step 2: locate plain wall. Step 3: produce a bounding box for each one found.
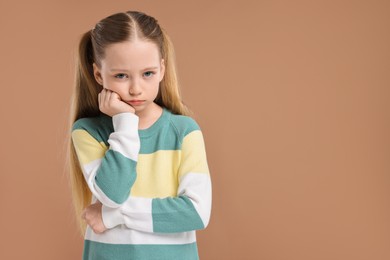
[0,0,389,259]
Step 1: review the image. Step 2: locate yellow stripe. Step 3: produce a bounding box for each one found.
[72,129,209,198]
[131,150,181,198]
[178,130,210,180]
[71,129,108,165]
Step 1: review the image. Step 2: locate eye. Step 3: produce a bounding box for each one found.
[114,73,128,79]
[143,71,155,78]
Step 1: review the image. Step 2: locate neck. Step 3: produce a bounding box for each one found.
[136,103,163,129]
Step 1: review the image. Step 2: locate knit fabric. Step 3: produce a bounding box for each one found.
[71,107,212,260]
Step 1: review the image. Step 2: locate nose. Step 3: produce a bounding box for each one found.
[129,79,142,96]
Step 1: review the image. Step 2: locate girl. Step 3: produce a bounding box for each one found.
[69,10,212,260]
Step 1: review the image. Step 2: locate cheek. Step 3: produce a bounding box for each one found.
[151,80,161,93]
[103,81,126,96]
[103,79,120,91]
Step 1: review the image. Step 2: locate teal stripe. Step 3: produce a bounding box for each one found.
[139,124,181,154]
[168,112,200,137]
[152,196,204,233]
[72,109,202,154]
[83,240,199,260]
[72,114,113,145]
[139,112,201,154]
[95,150,137,204]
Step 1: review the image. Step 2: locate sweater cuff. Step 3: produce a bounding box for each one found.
[102,205,125,229]
[112,112,139,132]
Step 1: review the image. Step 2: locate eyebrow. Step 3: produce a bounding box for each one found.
[110,67,159,72]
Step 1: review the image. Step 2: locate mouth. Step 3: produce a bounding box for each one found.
[127,100,145,106]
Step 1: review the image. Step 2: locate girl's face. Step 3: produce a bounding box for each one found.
[93,39,165,115]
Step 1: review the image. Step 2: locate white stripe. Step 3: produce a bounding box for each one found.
[109,112,140,161]
[84,225,197,245]
[120,197,154,233]
[178,173,212,228]
[83,159,120,208]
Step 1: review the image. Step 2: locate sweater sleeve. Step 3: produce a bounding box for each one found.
[71,112,140,208]
[101,129,212,233]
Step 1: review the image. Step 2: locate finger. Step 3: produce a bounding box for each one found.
[104,89,112,105]
[95,226,105,234]
[91,225,99,234]
[98,89,106,106]
[110,91,121,102]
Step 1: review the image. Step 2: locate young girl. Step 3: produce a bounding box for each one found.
[69,10,212,260]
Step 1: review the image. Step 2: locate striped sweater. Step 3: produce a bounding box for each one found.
[71,107,212,260]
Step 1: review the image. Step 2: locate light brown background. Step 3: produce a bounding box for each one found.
[0,0,389,259]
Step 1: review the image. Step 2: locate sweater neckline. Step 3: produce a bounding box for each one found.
[138,107,170,138]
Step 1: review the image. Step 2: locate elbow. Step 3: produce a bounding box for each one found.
[191,198,211,230]
[186,191,211,230]
[200,206,211,230]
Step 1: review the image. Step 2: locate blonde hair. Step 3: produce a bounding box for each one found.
[68,11,191,235]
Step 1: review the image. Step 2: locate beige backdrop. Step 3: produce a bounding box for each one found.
[0,0,389,259]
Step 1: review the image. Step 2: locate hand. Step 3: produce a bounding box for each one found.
[81,201,107,234]
[98,88,135,117]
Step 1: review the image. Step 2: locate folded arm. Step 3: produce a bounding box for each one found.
[101,129,212,233]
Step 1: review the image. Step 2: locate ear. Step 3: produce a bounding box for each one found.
[159,59,165,82]
[92,63,103,85]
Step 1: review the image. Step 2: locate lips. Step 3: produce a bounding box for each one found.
[127,100,145,106]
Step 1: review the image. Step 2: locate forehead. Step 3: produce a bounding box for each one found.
[101,40,161,70]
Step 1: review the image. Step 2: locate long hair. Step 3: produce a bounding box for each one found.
[68,11,191,235]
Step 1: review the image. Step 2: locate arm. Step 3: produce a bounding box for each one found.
[71,112,140,208]
[101,129,212,233]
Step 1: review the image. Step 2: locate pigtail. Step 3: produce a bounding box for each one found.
[69,30,100,235]
[73,30,102,121]
[157,28,192,116]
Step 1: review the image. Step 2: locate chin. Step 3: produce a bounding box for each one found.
[133,104,147,112]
